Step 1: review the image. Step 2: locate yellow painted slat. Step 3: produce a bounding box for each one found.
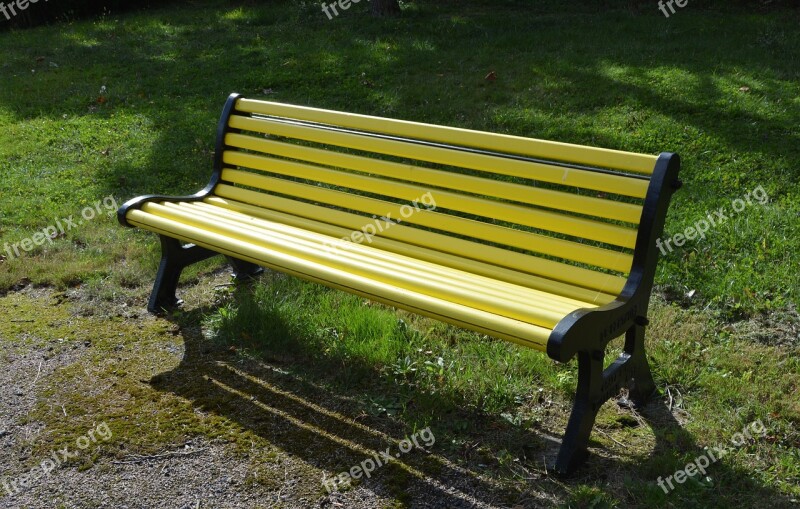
[203,196,619,305]
[169,201,592,314]
[223,153,637,249]
[126,210,552,350]
[221,167,634,271]
[225,133,643,224]
[213,184,629,296]
[228,115,650,198]
[140,203,570,329]
[234,98,658,174]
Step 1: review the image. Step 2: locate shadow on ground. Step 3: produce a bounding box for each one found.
[148,291,796,508]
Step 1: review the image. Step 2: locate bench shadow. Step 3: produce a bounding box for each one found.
[623,399,798,508]
[149,301,558,507]
[147,284,796,508]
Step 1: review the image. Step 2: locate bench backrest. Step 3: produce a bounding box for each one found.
[210,95,676,306]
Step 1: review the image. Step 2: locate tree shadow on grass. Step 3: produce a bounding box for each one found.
[146,281,796,508]
[0,0,797,247]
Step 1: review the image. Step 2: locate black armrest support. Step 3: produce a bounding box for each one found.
[117,93,243,228]
[547,152,681,363]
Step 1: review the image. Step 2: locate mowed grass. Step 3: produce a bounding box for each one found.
[0,0,798,507]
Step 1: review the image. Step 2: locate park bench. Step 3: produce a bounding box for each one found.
[118,93,681,474]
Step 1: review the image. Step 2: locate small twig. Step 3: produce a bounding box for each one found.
[112,447,208,464]
[31,360,44,387]
[595,428,628,450]
[11,319,34,323]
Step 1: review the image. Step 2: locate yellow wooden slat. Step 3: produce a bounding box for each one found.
[202,196,620,305]
[126,210,552,350]
[221,167,634,272]
[213,183,629,296]
[140,202,571,329]
[168,201,593,314]
[234,98,657,174]
[228,115,650,198]
[222,153,637,249]
[224,133,643,224]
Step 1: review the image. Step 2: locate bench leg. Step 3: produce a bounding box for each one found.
[148,236,218,314]
[554,350,603,475]
[624,323,656,404]
[225,256,264,281]
[554,322,656,475]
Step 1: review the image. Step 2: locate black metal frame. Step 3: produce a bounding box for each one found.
[118,93,263,313]
[119,93,681,473]
[547,152,681,474]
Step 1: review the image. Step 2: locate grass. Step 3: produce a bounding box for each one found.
[0,0,798,507]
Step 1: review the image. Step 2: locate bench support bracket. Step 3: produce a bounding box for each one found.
[148,235,263,313]
[554,321,655,475]
[226,257,265,282]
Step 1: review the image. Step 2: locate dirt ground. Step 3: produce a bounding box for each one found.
[0,284,564,509]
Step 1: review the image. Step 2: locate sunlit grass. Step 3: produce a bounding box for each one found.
[0,1,798,506]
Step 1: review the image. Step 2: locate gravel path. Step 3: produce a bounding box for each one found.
[0,288,541,509]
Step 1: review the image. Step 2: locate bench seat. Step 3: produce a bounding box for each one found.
[126,195,618,351]
[118,93,681,474]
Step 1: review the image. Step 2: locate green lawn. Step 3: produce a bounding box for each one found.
[0,1,798,507]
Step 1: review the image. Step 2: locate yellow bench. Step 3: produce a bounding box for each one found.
[118,93,681,474]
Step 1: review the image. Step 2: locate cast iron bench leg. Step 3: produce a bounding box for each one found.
[147,235,219,313]
[554,350,603,475]
[625,322,656,404]
[554,320,656,475]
